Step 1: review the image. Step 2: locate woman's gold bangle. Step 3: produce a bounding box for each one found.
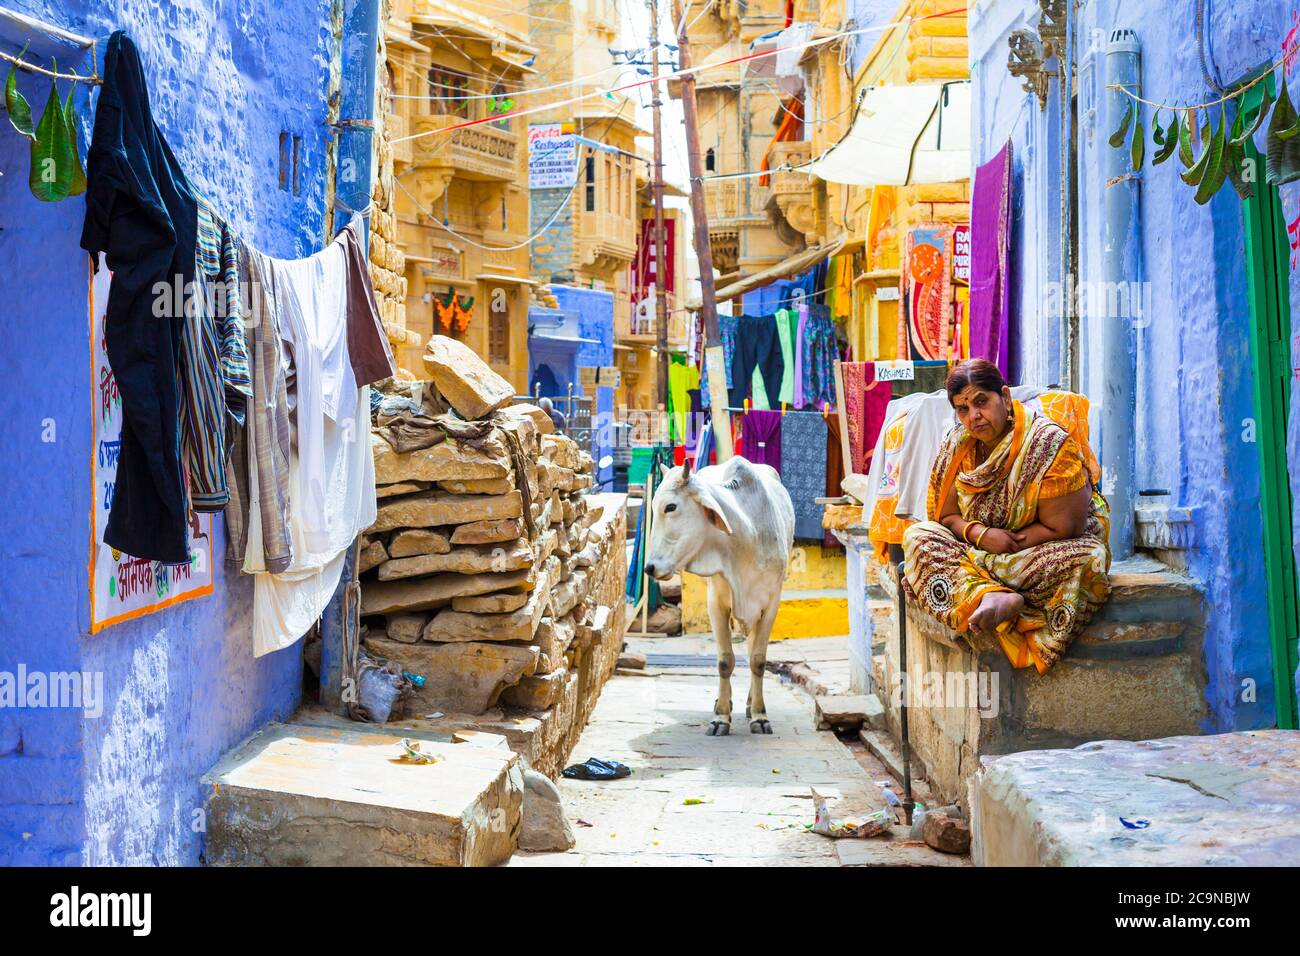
[975,526,991,550]
[961,521,976,544]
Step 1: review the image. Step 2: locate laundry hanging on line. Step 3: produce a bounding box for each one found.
[81,30,397,655]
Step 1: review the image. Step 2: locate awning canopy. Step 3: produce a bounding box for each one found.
[801,82,971,187]
[685,235,846,311]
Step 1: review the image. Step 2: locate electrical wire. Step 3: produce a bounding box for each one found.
[391,6,969,145]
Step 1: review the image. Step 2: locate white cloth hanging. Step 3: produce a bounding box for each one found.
[245,239,377,657]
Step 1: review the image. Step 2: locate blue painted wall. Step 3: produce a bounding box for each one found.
[970,0,1297,729]
[548,286,616,488]
[0,0,334,865]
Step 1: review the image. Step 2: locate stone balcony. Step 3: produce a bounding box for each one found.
[411,114,519,182]
[389,111,412,168]
[767,141,816,239]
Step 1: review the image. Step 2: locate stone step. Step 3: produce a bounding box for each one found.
[202,722,523,866]
[970,730,1300,866]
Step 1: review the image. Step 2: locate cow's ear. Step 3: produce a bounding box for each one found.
[659,463,671,483]
[695,486,734,535]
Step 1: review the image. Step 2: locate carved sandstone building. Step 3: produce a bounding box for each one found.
[384,0,539,386]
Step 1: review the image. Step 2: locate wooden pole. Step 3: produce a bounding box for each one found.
[673,0,733,461]
[650,0,671,422]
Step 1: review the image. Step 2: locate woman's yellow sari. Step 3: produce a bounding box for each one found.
[901,400,1111,673]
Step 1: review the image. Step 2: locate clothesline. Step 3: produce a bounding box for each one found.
[0,47,100,84]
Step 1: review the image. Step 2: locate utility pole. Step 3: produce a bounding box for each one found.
[672,0,733,459]
[650,0,670,422]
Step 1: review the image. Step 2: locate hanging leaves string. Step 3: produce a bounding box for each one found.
[1107,65,1300,201]
[3,52,87,202]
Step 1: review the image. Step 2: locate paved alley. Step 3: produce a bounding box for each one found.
[512,637,967,867]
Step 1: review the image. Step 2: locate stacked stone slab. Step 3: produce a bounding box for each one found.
[361,336,618,727]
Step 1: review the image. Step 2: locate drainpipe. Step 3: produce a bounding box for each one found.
[320,0,381,714]
[1101,28,1139,561]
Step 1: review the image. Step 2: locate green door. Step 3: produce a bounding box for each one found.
[1241,82,1300,729]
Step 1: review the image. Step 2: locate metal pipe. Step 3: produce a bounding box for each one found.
[320,0,381,715]
[893,548,913,824]
[1101,28,1140,561]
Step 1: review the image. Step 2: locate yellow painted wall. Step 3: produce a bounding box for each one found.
[679,546,850,640]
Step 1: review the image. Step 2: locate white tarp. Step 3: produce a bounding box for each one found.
[801,82,971,187]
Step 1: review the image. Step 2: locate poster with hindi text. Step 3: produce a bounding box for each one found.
[89,257,213,633]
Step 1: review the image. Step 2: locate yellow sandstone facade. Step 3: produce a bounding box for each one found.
[383,0,538,389]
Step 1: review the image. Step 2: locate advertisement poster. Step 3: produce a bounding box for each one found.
[89,259,213,633]
[528,122,578,188]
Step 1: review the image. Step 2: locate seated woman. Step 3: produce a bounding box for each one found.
[902,359,1111,673]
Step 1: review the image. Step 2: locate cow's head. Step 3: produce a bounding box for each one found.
[643,458,733,580]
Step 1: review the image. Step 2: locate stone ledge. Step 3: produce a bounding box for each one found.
[970,730,1300,866]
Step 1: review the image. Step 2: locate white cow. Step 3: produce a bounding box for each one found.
[644,456,794,735]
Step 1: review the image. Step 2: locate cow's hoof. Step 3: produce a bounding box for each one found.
[749,719,772,734]
[706,720,731,736]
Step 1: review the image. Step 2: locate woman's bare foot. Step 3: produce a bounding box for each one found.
[968,590,1024,635]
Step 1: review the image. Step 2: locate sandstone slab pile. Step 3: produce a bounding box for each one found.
[361,337,621,732]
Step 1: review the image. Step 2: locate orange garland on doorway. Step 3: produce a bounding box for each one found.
[434,287,474,337]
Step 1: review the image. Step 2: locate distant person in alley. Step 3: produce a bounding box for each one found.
[902,359,1111,673]
[539,396,567,432]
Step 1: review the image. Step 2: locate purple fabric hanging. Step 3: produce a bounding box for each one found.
[970,140,1012,376]
[742,408,783,473]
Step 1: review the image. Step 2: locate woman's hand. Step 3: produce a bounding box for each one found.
[976,528,1019,554]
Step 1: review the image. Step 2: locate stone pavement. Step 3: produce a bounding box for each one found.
[511,634,967,866]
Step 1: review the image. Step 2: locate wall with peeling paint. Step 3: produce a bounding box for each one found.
[0,0,335,864]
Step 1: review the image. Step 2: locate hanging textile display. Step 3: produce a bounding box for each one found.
[824,412,846,548]
[729,314,784,410]
[889,359,949,398]
[900,223,955,361]
[741,408,782,471]
[774,308,797,406]
[80,31,397,648]
[970,141,1013,376]
[81,32,201,565]
[841,362,892,475]
[799,304,840,410]
[781,412,828,540]
[626,445,673,611]
[434,287,474,337]
[667,355,699,449]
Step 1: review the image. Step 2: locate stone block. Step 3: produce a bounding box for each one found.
[366,637,539,714]
[386,612,429,643]
[814,694,885,731]
[438,477,515,495]
[359,567,534,615]
[500,667,568,711]
[921,812,970,854]
[378,539,532,580]
[371,490,522,533]
[202,723,522,866]
[453,590,530,614]
[358,540,388,574]
[377,480,432,498]
[970,731,1300,866]
[451,517,526,545]
[388,528,452,558]
[423,335,515,419]
[372,432,509,485]
[421,560,555,643]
